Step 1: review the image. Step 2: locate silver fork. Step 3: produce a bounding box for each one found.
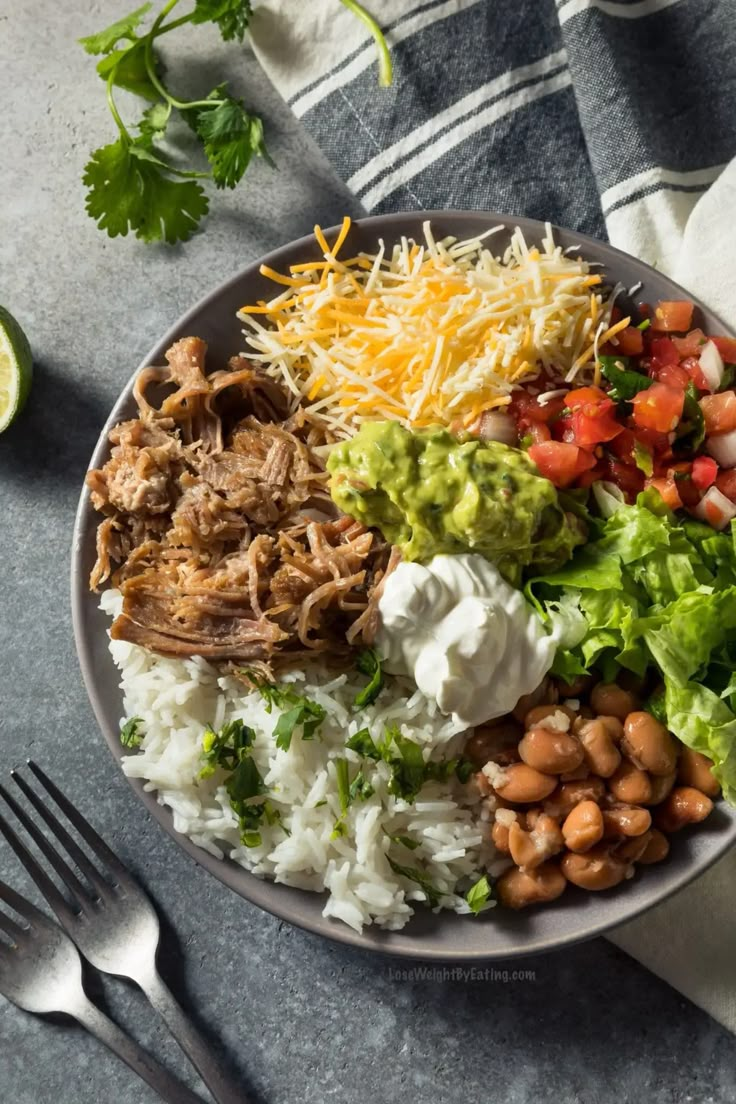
[0,879,204,1104]
[0,762,246,1104]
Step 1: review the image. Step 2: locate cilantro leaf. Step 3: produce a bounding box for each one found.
[138,102,171,142]
[388,834,420,851]
[96,40,162,101]
[120,717,144,748]
[346,724,461,801]
[386,729,427,801]
[83,139,208,243]
[191,0,252,42]
[455,758,475,784]
[346,727,380,759]
[244,670,327,750]
[79,3,151,54]
[598,356,654,402]
[199,719,279,848]
[200,718,256,777]
[465,874,492,916]
[388,859,442,908]
[349,770,374,803]
[192,93,271,188]
[674,382,706,453]
[335,758,351,816]
[331,758,375,838]
[719,364,735,392]
[273,706,305,751]
[354,648,385,709]
[633,439,654,477]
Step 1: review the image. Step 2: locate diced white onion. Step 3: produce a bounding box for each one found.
[694,486,736,529]
[706,428,736,468]
[699,340,725,391]
[478,410,517,446]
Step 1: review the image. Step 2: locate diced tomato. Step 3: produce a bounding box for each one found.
[691,455,719,491]
[635,426,673,457]
[631,383,685,432]
[609,327,644,357]
[680,356,710,393]
[672,329,707,358]
[575,462,607,489]
[700,391,736,434]
[565,386,603,406]
[606,459,645,499]
[647,476,683,511]
[564,386,623,447]
[649,336,680,367]
[712,336,736,364]
[509,391,567,430]
[528,442,596,488]
[716,468,736,501]
[664,463,701,508]
[608,428,636,463]
[651,300,695,333]
[652,362,691,391]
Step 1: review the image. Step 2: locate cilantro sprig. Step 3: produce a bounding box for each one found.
[199,718,282,847]
[387,859,442,908]
[353,648,385,709]
[79,0,391,244]
[120,716,144,747]
[345,725,472,802]
[465,874,493,916]
[244,670,327,751]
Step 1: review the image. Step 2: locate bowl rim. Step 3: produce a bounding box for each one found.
[71,209,736,960]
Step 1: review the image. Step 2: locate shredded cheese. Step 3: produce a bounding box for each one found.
[237,217,625,437]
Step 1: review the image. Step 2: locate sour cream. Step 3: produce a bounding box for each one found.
[376,553,557,728]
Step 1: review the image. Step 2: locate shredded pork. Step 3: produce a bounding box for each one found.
[88,337,396,669]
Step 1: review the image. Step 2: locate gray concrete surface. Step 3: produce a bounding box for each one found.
[2,3,736,1102]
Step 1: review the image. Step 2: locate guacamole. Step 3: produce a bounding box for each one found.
[327,422,585,584]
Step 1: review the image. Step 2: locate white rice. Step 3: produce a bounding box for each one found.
[102,592,498,931]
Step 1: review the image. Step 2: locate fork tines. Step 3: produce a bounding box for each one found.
[0,762,129,920]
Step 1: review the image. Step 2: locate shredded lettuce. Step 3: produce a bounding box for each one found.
[530,492,736,797]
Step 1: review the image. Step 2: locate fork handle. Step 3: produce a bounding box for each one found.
[74,996,206,1104]
[139,969,247,1104]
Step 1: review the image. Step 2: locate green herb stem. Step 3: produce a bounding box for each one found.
[106,73,130,138]
[339,0,393,86]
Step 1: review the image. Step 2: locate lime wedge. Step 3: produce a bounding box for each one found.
[0,305,33,432]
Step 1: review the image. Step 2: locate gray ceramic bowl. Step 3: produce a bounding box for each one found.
[72,211,736,960]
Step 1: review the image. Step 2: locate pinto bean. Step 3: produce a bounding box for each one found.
[492,763,558,804]
[590,684,638,721]
[677,748,721,798]
[621,712,678,776]
[608,760,653,805]
[576,718,621,778]
[508,814,564,871]
[655,787,714,832]
[602,805,652,838]
[561,800,604,853]
[496,862,567,909]
[518,727,584,774]
[561,846,630,891]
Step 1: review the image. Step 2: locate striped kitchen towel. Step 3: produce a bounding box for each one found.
[250,0,736,314]
[250,0,736,1031]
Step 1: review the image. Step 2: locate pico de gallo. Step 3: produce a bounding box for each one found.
[509,300,736,530]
